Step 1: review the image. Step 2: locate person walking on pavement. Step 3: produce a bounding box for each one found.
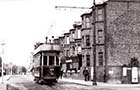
[60,69,63,79]
[83,67,89,81]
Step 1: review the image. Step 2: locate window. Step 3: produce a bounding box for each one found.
[72,46,75,55]
[86,55,90,66]
[78,44,81,53]
[98,52,103,66]
[49,56,54,65]
[98,29,103,44]
[82,36,84,45]
[66,50,69,56]
[85,16,91,28]
[77,29,81,38]
[96,8,104,21]
[82,16,91,28]
[56,56,59,65]
[72,31,75,40]
[67,36,70,44]
[86,35,90,46]
[43,56,47,65]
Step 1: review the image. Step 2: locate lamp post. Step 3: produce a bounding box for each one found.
[1,41,6,84]
[92,0,97,85]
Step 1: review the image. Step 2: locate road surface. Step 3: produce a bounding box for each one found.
[5,75,140,90]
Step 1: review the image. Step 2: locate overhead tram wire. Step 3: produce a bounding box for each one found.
[55,6,91,10]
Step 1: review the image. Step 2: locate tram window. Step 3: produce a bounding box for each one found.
[49,56,54,65]
[56,56,59,65]
[43,56,47,65]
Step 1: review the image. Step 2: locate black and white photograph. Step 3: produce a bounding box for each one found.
[0,0,140,90]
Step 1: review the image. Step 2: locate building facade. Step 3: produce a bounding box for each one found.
[105,0,140,84]
[53,0,140,84]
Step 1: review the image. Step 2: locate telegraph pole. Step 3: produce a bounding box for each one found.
[92,0,97,85]
[1,41,6,84]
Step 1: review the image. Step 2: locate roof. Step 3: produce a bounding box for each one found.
[64,32,70,36]
[33,43,61,55]
[81,12,92,17]
[70,29,75,32]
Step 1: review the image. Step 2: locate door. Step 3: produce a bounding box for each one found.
[132,67,138,84]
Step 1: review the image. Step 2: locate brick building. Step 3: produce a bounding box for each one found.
[95,0,140,83]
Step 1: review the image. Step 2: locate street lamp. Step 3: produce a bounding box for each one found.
[1,41,6,84]
[92,0,97,85]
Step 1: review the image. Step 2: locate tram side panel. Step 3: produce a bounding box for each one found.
[33,53,41,81]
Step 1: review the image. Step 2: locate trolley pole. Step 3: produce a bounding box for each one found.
[92,0,97,85]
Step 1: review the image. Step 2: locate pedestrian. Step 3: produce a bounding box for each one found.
[83,67,89,81]
[60,69,63,79]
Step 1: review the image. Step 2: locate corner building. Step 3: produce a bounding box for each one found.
[89,0,140,84]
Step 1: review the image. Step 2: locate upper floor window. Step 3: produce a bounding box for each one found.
[66,36,70,44]
[97,29,104,44]
[82,16,91,28]
[77,29,81,39]
[72,31,75,39]
[86,35,90,46]
[96,8,104,21]
[85,16,91,28]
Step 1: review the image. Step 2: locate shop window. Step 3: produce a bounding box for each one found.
[98,52,103,66]
[86,55,90,66]
[78,45,81,53]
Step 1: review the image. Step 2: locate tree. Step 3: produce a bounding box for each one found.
[130,57,139,67]
[12,65,18,74]
[21,66,27,75]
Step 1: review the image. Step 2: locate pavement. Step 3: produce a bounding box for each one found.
[58,77,140,88]
[0,75,12,90]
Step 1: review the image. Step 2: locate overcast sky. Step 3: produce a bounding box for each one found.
[0,0,107,67]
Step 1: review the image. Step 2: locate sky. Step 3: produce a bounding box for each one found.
[0,0,107,67]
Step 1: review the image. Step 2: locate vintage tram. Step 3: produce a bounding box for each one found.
[32,43,61,84]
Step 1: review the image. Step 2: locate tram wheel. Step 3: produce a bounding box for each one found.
[34,77,39,84]
[38,79,44,85]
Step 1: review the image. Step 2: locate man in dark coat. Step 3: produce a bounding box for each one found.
[83,67,89,81]
[60,69,63,79]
